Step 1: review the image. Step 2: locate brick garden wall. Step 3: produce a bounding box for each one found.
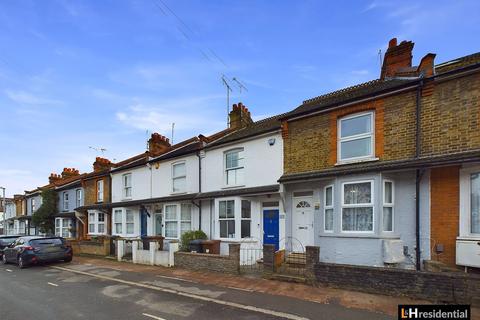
[314,262,480,306]
[69,237,111,256]
[174,244,240,274]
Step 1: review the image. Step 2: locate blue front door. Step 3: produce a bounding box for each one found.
[140,208,148,237]
[263,209,279,250]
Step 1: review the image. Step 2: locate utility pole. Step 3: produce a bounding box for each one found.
[0,187,5,235]
[171,123,175,145]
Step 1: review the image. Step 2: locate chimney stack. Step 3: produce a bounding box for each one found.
[148,133,171,157]
[229,102,253,130]
[93,157,113,172]
[380,38,414,79]
[61,167,80,179]
[49,173,63,184]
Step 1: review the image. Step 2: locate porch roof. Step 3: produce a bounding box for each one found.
[278,150,480,183]
[194,184,280,199]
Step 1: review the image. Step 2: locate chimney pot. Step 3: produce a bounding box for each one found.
[388,38,397,48]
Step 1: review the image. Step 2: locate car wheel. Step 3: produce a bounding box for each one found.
[1,254,7,264]
[17,256,25,269]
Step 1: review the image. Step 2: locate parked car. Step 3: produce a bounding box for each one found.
[1,236,73,268]
[0,235,21,259]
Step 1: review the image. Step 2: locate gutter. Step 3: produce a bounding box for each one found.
[196,150,203,230]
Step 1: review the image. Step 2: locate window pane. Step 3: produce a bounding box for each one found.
[98,213,105,222]
[384,181,393,204]
[114,210,122,223]
[226,200,235,218]
[98,224,105,234]
[241,220,250,238]
[181,222,191,235]
[165,221,178,238]
[340,137,372,160]
[471,173,480,234]
[325,186,333,206]
[89,224,95,233]
[126,210,134,223]
[220,220,227,238]
[165,205,177,220]
[325,208,334,231]
[126,223,134,234]
[115,223,122,234]
[383,207,393,232]
[173,163,186,178]
[344,182,372,204]
[342,207,373,231]
[55,219,60,227]
[340,114,371,138]
[220,220,235,238]
[241,200,251,218]
[173,177,186,192]
[181,204,191,221]
[219,201,227,219]
[226,151,238,169]
[226,169,235,185]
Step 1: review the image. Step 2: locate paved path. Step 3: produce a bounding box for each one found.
[0,261,392,320]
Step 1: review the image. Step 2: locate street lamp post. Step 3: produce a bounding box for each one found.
[0,187,5,235]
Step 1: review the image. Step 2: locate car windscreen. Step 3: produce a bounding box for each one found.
[30,238,64,247]
[0,238,17,246]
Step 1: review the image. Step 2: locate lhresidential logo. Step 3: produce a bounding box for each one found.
[398,305,470,320]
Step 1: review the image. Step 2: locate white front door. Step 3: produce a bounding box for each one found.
[293,197,315,248]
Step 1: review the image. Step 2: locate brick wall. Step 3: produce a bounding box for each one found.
[283,72,480,175]
[174,243,240,274]
[69,237,112,256]
[83,175,110,205]
[314,262,480,306]
[430,166,460,267]
[420,73,480,156]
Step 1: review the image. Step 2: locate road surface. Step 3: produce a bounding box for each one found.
[0,261,392,320]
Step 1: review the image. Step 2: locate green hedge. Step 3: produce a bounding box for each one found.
[180,230,207,252]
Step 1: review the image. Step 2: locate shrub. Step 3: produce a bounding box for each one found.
[180,230,207,252]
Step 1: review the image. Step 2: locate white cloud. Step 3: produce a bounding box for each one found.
[4,89,63,105]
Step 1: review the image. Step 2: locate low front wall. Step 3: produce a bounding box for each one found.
[69,238,111,256]
[175,243,240,274]
[314,262,480,306]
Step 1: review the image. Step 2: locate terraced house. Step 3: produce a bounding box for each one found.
[279,38,480,271]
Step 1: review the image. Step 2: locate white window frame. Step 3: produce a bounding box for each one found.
[171,161,187,194]
[163,203,192,239]
[218,199,236,239]
[76,189,82,208]
[55,217,72,238]
[241,200,251,239]
[31,198,36,213]
[123,173,132,199]
[382,180,394,232]
[224,148,245,187]
[63,192,69,211]
[340,180,375,233]
[113,209,123,235]
[338,111,375,163]
[459,166,480,238]
[97,180,104,202]
[111,208,138,237]
[88,211,106,236]
[324,185,334,232]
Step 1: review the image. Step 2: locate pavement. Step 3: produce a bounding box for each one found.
[0,256,477,320]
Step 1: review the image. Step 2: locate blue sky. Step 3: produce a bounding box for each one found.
[0,0,479,196]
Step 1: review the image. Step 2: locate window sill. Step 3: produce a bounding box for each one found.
[170,191,187,196]
[457,236,480,241]
[335,157,379,166]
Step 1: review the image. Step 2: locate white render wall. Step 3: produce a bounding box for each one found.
[111,165,152,203]
[202,132,283,192]
[151,153,199,198]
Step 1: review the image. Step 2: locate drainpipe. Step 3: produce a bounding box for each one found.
[196,151,202,231]
[415,76,424,271]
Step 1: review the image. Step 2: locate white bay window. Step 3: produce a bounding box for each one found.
[218,199,251,239]
[55,218,72,238]
[338,112,374,162]
[88,211,105,235]
[383,180,394,232]
[112,208,137,237]
[164,203,192,238]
